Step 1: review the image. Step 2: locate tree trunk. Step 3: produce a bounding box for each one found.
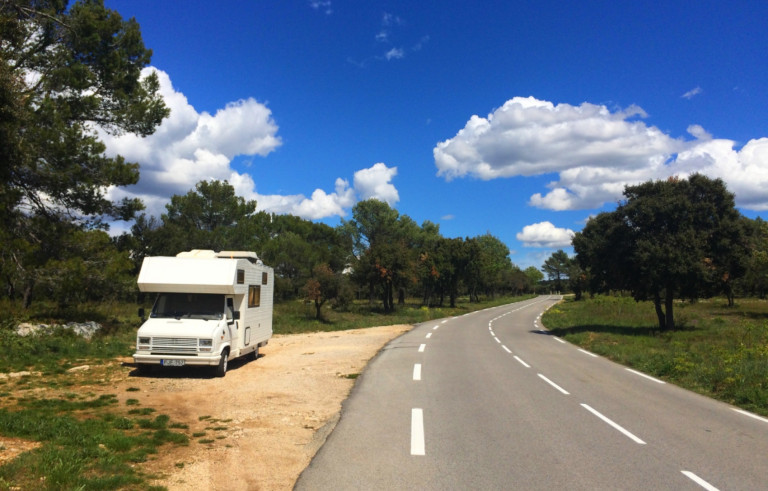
[22,283,33,310]
[653,290,666,330]
[368,281,375,305]
[665,288,675,330]
[725,283,735,307]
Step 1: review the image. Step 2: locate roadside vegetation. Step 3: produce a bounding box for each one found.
[543,295,768,417]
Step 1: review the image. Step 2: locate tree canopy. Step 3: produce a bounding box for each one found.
[573,175,750,330]
[1,0,168,306]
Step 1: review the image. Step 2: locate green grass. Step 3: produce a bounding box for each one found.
[0,394,189,490]
[542,295,768,416]
[0,299,144,374]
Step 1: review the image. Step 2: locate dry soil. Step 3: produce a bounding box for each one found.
[121,325,410,490]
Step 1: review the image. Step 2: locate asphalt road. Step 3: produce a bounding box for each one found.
[296,296,768,490]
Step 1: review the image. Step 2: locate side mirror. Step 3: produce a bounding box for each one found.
[138,308,145,321]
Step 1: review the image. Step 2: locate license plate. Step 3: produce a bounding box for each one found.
[161,359,185,367]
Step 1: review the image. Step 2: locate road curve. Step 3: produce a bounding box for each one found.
[296,296,768,490]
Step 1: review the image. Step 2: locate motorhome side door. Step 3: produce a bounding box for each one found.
[225,297,238,351]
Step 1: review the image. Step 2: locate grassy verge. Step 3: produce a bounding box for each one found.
[542,295,768,416]
[0,391,188,490]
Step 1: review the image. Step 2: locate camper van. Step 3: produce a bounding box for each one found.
[133,250,273,377]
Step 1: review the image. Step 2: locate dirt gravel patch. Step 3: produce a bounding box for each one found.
[113,325,412,490]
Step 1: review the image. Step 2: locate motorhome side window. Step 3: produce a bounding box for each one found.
[262,272,268,285]
[248,285,261,307]
[237,269,245,284]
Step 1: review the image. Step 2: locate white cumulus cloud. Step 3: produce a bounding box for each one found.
[434,96,768,211]
[516,222,575,248]
[102,67,399,221]
[353,163,400,205]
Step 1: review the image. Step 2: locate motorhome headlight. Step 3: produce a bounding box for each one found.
[199,339,213,352]
[138,337,151,349]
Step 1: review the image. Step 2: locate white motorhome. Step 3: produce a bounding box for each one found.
[133,250,273,377]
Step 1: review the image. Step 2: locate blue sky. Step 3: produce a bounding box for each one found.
[102,0,768,269]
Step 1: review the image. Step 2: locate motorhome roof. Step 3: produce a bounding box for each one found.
[176,249,259,263]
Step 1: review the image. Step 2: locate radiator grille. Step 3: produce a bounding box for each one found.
[151,337,198,354]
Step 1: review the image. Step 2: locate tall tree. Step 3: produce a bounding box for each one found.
[740,218,768,299]
[1,0,168,305]
[2,0,167,223]
[161,180,258,252]
[523,266,544,293]
[302,263,347,321]
[542,250,572,293]
[342,199,415,312]
[465,234,513,301]
[574,175,749,330]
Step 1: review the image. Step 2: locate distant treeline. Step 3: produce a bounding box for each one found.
[2,180,544,313]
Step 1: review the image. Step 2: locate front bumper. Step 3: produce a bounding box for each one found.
[133,353,221,367]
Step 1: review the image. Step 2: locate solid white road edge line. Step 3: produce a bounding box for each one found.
[681,471,720,491]
[411,408,425,456]
[732,408,768,424]
[554,337,566,344]
[538,374,570,395]
[626,368,666,384]
[580,404,646,444]
[413,364,421,381]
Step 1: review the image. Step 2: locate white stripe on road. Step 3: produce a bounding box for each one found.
[426,333,432,339]
[418,344,426,353]
[554,337,566,344]
[411,408,425,455]
[578,348,598,358]
[413,364,421,381]
[493,336,501,344]
[581,404,646,444]
[538,374,570,395]
[502,345,512,354]
[626,368,666,384]
[514,356,530,368]
[732,408,768,424]
[681,471,719,491]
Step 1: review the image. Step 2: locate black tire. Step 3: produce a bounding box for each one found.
[215,350,229,377]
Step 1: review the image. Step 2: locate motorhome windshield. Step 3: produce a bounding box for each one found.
[151,293,224,320]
